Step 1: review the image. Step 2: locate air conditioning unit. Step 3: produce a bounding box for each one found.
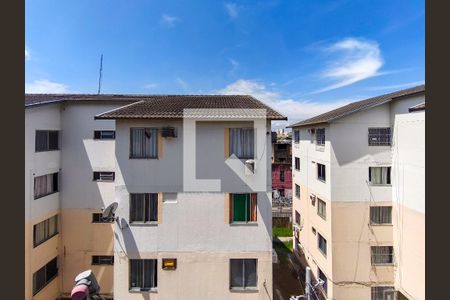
[245,159,255,175]
[310,194,316,206]
[161,126,177,138]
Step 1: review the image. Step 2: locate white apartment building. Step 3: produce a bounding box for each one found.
[289,85,425,300]
[25,94,286,300]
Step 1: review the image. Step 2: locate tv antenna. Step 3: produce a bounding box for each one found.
[97,54,103,94]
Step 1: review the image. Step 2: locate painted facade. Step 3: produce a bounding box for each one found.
[291,91,425,300]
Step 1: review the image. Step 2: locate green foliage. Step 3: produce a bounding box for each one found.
[272,226,292,237]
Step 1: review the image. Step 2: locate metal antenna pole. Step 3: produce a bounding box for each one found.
[97,54,103,94]
[305,266,312,300]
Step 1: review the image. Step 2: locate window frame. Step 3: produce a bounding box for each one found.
[317,163,326,182]
[315,128,325,146]
[229,258,258,290]
[371,246,394,265]
[33,215,58,248]
[94,130,116,140]
[35,130,60,152]
[92,255,114,265]
[129,259,158,292]
[318,233,327,257]
[92,213,114,223]
[371,286,395,300]
[129,193,159,224]
[295,211,301,225]
[33,257,58,296]
[293,129,300,144]
[229,128,255,159]
[130,127,159,159]
[318,267,328,295]
[231,193,257,224]
[370,206,392,225]
[93,171,115,182]
[368,167,391,185]
[317,198,326,220]
[34,173,59,199]
[294,157,300,171]
[368,127,392,146]
[295,184,300,199]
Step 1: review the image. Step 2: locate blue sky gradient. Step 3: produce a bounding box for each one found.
[25,0,424,125]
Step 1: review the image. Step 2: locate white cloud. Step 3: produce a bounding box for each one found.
[176,77,188,89]
[25,79,70,93]
[366,80,424,91]
[25,47,30,60]
[228,58,239,75]
[161,14,180,27]
[217,79,352,128]
[143,82,158,89]
[312,38,383,94]
[225,3,239,18]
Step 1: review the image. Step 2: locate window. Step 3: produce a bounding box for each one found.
[231,193,257,223]
[295,211,301,225]
[369,167,391,185]
[92,255,114,265]
[33,257,58,295]
[230,259,257,289]
[371,286,395,300]
[34,173,58,199]
[294,157,300,171]
[368,128,392,146]
[295,184,300,198]
[94,130,115,140]
[317,163,326,182]
[312,227,316,235]
[280,170,285,182]
[316,128,325,146]
[33,215,58,247]
[370,206,392,225]
[230,128,254,159]
[35,130,59,152]
[317,199,326,220]
[318,268,328,295]
[293,129,300,144]
[93,171,115,182]
[371,246,394,265]
[129,259,157,291]
[318,233,327,256]
[92,213,114,223]
[130,193,158,223]
[130,128,158,159]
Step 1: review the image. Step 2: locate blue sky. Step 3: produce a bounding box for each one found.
[25,0,424,125]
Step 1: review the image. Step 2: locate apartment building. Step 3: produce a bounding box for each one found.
[289,85,425,300]
[25,94,286,300]
[272,141,292,199]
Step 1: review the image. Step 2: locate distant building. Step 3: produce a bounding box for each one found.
[272,140,292,199]
[288,85,425,300]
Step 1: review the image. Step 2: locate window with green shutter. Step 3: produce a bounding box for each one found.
[231,193,257,223]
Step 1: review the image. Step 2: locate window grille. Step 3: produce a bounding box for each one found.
[316,128,325,146]
[370,206,392,224]
[371,246,394,265]
[368,128,392,146]
[129,259,157,291]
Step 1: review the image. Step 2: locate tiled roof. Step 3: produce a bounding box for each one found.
[25,94,286,120]
[288,84,425,128]
[25,94,141,107]
[94,95,286,120]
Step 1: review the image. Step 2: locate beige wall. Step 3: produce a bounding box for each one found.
[60,208,114,294]
[25,209,61,300]
[114,251,272,300]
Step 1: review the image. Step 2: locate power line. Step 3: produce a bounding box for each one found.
[97,54,103,94]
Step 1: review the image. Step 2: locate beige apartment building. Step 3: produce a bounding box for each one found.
[25,94,285,300]
[289,85,425,300]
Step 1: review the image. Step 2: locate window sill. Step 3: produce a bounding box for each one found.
[318,215,326,221]
[230,222,258,226]
[129,222,158,227]
[93,180,115,182]
[369,223,393,226]
[34,191,59,200]
[317,178,326,183]
[35,149,60,153]
[129,157,159,159]
[368,184,392,187]
[129,288,158,293]
[372,263,394,267]
[230,287,258,293]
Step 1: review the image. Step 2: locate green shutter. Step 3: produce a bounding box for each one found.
[233,194,247,222]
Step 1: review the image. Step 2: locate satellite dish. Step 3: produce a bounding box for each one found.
[102,202,118,221]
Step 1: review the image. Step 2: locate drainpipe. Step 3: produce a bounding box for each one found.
[305,266,311,300]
